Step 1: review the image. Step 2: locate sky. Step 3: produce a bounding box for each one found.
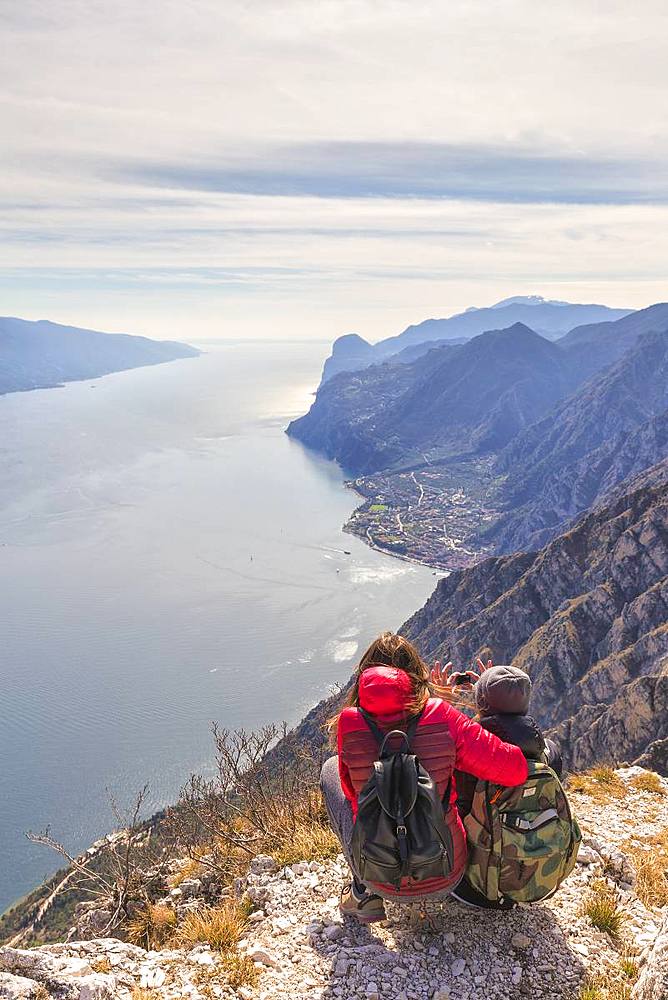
[1,0,667,342]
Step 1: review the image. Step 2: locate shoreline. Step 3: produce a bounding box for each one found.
[342,519,448,575]
[341,466,495,573]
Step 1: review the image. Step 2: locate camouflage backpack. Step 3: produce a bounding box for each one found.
[463,761,581,903]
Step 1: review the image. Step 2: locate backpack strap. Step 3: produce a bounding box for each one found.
[503,808,559,832]
[358,708,424,756]
[405,711,422,745]
[358,708,385,746]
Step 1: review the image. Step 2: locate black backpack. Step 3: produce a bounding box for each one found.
[350,709,454,889]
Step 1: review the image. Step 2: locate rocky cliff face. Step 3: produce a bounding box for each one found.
[1,769,667,1000]
[404,462,668,772]
[286,356,426,472]
[488,331,668,552]
[321,333,376,383]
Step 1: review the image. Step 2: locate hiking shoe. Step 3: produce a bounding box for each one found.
[450,880,515,911]
[339,882,386,923]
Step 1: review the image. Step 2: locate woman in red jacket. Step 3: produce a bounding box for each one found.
[320,632,528,923]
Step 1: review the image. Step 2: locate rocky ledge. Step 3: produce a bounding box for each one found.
[2,767,668,1000]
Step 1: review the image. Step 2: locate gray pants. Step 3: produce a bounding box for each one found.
[320,755,361,880]
[320,755,455,902]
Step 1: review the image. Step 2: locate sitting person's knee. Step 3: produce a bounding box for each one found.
[319,753,339,790]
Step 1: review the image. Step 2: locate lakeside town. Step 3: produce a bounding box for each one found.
[343,457,501,571]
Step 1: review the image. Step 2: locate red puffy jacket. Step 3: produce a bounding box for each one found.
[337,664,528,896]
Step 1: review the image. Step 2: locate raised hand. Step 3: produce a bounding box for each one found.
[476,657,494,675]
[429,660,454,694]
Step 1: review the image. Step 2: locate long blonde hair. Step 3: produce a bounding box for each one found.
[328,631,439,737]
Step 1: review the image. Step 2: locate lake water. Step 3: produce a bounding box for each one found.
[0,341,437,912]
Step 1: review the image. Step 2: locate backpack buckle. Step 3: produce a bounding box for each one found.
[396,824,408,864]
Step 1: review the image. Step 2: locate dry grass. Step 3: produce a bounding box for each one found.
[619,956,639,979]
[569,767,625,804]
[577,965,638,1000]
[622,827,668,908]
[191,956,260,999]
[630,771,666,796]
[611,987,634,1000]
[273,820,340,866]
[175,900,247,952]
[580,880,625,941]
[218,953,260,989]
[219,952,260,989]
[590,766,623,787]
[91,956,112,973]
[126,903,177,950]
[579,984,604,1000]
[131,991,156,1000]
[579,982,634,1000]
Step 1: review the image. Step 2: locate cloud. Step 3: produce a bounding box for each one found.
[112,142,668,204]
[0,0,667,339]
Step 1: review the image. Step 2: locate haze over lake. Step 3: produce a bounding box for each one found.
[0,341,437,912]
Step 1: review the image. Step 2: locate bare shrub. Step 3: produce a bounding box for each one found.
[24,723,331,947]
[26,786,169,941]
[167,724,327,881]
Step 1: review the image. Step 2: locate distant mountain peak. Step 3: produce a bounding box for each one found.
[491,295,570,308]
[332,333,370,351]
[472,322,554,353]
[485,321,543,337]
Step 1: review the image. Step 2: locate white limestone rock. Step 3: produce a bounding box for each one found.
[633,912,668,1000]
[0,972,48,999]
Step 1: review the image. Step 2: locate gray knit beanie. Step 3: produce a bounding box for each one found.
[474,664,531,715]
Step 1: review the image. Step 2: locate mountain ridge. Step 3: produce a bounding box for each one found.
[322,297,631,382]
[289,305,668,571]
[487,329,668,552]
[0,316,199,395]
[289,322,587,476]
[556,301,668,382]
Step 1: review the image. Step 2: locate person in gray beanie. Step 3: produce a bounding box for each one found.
[447,660,562,909]
[474,663,532,715]
[455,663,562,816]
